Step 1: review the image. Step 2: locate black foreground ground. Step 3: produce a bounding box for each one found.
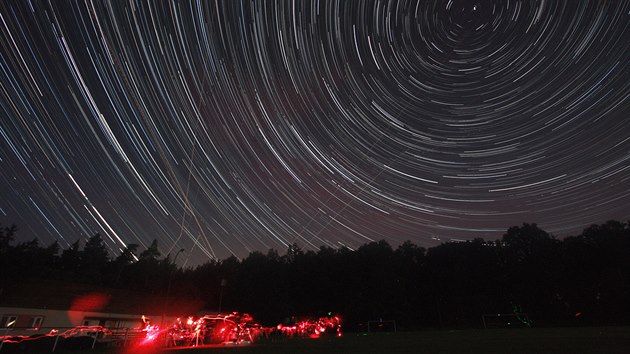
[5,326,629,354]
[169,327,629,354]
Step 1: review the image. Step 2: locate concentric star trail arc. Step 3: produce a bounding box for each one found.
[0,0,628,265]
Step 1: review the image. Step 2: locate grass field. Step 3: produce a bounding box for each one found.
[162,327,630,354]
[5,327,629,354]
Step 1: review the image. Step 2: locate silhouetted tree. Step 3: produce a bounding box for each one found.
[573,220,630,324]
[60,240,81,277]
[1,220,629,328]
[107,243,139,286]
[78,233,110,282]
[127,239,164,291]
[0,225,19,294]
[284,243,303,264]
[0,224,17,252]
[500,223,561,324]
[139,239,161,262]
[40,240,61,277]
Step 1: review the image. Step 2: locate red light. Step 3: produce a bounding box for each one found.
[135,312,342,348]
[69,293,109,312]
[68,293,109,324]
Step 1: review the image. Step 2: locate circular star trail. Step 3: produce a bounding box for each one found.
[1,0,629,265]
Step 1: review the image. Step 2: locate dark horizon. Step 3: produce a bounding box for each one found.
[1,1,629,266]
[1,220,629,329]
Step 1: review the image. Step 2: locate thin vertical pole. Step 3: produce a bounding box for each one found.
[52,334,60,352]
[91,331,98,349]
[0,327,10,352]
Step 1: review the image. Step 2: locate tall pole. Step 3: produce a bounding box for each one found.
[163,249,185,327]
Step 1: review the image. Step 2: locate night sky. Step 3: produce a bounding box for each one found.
[1,0,629,266]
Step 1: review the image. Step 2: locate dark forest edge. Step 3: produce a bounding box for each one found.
[1,221,628,330]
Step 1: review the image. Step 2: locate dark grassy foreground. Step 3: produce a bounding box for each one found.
[6,327,628,354]
[165,327,630,354]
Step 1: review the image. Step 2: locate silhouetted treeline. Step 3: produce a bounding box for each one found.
[1,221,628,329]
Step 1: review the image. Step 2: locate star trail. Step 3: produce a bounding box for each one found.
[1,0,629,265]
